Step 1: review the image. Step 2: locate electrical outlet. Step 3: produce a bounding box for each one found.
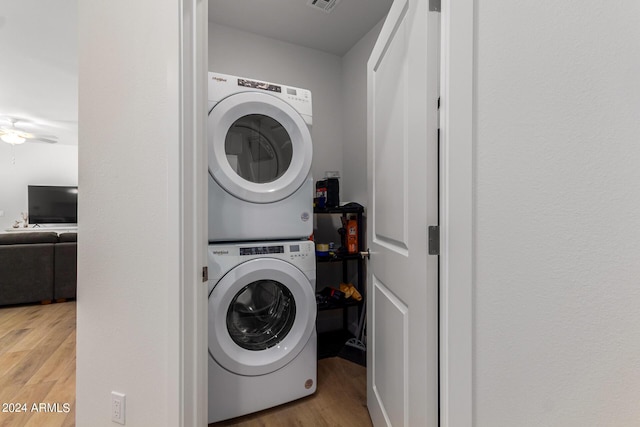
[111,391,126,425]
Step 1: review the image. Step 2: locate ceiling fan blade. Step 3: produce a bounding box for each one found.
[0,117,61,143]
[0,129,33,138]
[17,131,35,139]
[29,137,58,144]
[0,116,34,126]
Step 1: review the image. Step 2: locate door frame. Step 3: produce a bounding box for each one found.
[176,0,208,425]
[181,0,476,424]
[439,0,474,426]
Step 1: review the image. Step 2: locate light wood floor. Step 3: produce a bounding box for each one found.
[0,301,76,427]
[0,302,370,427]
[210,357,372,427]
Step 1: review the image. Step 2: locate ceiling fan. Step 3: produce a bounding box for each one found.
[0,118,58,145]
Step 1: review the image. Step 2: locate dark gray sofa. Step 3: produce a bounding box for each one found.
[54,233,77,300]
[0,231,77,306]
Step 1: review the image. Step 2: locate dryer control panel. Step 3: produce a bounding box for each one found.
[208,72,312,125]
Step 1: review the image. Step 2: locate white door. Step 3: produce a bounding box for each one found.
[366,0,440,425]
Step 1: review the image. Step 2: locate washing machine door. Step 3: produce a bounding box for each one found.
[208,91,313,203]
[208,258,316,376]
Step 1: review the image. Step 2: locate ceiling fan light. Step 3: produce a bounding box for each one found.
[1,133,26,145]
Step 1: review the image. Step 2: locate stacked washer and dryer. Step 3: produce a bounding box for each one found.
[207,72,317,423]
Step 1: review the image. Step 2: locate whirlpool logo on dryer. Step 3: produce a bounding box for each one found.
[211,250,229,255]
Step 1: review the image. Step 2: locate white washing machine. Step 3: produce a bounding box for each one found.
[208,72,314,242]
[208,240,317,423]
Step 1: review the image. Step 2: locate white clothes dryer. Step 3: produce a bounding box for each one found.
[207,240,317,424]
[208,72,313,242]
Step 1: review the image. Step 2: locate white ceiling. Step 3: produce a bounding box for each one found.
[208,0,392,56]
[0,0,78,146]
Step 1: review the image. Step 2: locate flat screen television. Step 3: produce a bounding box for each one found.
[28,185,78,225]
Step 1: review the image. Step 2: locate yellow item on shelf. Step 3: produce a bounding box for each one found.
[339,283,353,298]
[339,283,362,301]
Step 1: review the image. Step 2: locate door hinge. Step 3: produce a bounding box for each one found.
[202,266,208,282]
[429,0,441,12]
[428,226,440,255]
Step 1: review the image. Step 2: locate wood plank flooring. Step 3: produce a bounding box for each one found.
[0,301,370,427]
[210,357,372,427]
[0,302,76,427]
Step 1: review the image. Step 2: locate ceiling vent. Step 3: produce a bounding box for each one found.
[307,0,342,14]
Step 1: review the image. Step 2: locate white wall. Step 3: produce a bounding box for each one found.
[208,23,344,183]
[77,1,183,425]
[473,2,640,425]
[0,143,77,230]
[340,20,383,206]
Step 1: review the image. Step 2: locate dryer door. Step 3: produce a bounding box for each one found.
[208,92,313,203]
[208,258,316,376]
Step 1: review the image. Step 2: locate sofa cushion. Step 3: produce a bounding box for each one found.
[0,232,59,245]
[0,243,55,305]
[58,232,77,243]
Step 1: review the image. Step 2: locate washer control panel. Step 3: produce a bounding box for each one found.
[210,241,314,265]
[287,242,314,260]
[239,245,285,256]
[235,242,314,261]
[208,241,315,292]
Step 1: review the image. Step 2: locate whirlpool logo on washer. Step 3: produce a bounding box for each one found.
[211,76,227,82]
[211,250,229,255]
[301,212,310,222]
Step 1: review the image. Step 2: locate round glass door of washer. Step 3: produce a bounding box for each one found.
[226,279,296,351]
[208,258,316,376]
[208,92,312,204]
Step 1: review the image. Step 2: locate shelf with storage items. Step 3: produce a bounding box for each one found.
[314,203,365,360]
[315,252,361,263]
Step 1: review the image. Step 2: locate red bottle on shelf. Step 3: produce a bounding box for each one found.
[346,217,358,254]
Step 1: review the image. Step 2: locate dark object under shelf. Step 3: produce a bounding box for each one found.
[317,330,366,367]
[315,252,361,262]
[318,329,353,359]
[313,202,364,215]
[316,295,362,312]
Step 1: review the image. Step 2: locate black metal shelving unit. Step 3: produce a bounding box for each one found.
[314,203,365,359]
